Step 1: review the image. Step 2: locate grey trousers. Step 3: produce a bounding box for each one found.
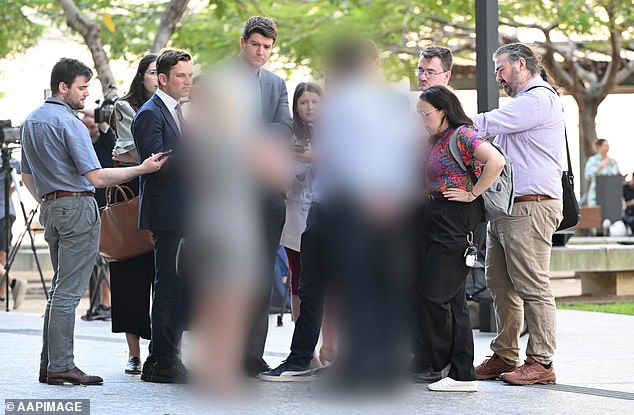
[485,199,562,366]
[39,196,100,372]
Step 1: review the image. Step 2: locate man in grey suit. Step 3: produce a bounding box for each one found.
[237,16,293,377]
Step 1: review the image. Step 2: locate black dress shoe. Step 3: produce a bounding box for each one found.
[39,368,47,383]
[244,356,271,377]
[47,367,103,386]
[125,357,142,375]
[141,361,187,384]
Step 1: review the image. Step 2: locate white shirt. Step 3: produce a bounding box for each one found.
[156,88,182,132]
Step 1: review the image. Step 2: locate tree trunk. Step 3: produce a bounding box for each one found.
[56,0,116,98]
[151,0,190,53]
[576,97,599,196]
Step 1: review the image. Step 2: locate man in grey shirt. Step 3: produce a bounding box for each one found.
[471,43,564,385]
[21,58,166,386]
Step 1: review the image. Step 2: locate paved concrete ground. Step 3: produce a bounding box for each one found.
[1,306,633,414]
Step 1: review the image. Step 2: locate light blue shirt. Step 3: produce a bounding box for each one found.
[471,76,565,199]
[20,97,101,199]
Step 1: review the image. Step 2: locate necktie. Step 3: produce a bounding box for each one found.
[175,103,187,135]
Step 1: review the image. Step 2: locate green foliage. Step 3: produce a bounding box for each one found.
[0,2,44,58]
[558,301,634,315]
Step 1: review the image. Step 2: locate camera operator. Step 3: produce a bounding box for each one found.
[0,155,27,310]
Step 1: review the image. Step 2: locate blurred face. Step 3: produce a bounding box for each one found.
[296,91,321,123]
[60,75,90,110]
[599,141,610,156]
[495,54,525,97]
[240,33,274,70]
[416,99,446,136]
[158,60,193,100]
[417,56,451,90]
[143,61,158,97]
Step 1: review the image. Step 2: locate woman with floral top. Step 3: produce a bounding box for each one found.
[416,86,505,392]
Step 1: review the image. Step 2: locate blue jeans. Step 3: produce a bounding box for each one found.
[39,196,100,372]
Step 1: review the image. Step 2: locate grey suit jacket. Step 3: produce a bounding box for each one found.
[259,68,292,139]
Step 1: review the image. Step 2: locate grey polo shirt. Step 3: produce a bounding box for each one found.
[21,97,101,200]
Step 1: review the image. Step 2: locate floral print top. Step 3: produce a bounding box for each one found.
[426,125,484,193]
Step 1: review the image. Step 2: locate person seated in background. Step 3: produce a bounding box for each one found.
[584,138,620,207]
[623,172,634,234]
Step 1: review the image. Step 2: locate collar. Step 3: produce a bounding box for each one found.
[516,76,547,97]
[45,97,74,112]
[155,88,180,110]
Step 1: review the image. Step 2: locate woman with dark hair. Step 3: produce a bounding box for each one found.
[416,86,504,392]
[279,81,335,365]
[584,138,620,207]
[109,53,158,375]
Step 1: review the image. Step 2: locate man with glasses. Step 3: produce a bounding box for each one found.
[415,45,452,91]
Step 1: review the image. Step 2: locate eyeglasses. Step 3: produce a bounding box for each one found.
[417,108,439,118]
[413,68,448,77]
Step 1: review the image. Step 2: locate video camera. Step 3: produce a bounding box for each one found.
[0,120,21,145]
[94,97,118,124]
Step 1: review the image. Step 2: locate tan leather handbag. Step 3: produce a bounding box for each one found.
[99,185,154,261]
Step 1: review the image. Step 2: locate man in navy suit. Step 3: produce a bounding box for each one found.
[132,49,193,384]
[237,16,293,377]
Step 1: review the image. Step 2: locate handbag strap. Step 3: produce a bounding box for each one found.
[448,125,479,185]
[105,185,134,206]
[525,85,573,175]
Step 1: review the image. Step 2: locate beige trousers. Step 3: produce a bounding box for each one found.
[485,199,562,366]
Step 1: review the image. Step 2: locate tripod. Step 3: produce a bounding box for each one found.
[2,142,49,311]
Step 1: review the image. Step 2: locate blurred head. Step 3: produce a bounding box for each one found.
[121,53,158,111]
[292,82,323,140]
[156,49,193,100]
[50,58,93,110]
[493,43,540,97]
[595,139,609,156]
[240,16,277,70]
[417,45,452,90]
[417,86,472,136]
[325,37,380,84]
[81,115,99,142]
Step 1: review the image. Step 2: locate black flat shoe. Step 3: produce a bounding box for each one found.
[125,357,142,375]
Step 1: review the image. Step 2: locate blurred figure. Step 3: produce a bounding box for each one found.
[186,66,291,394]
[584,139,620,207]
[416,86,504,392]
[263,37,419,390]
[623,172,634,234]
[132,49,193,384]
[109,53,158,375]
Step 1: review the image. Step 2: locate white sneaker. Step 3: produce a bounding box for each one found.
[428,376,478,392]
[11,279,27,310]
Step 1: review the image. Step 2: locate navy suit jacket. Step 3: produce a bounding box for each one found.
[131,93,184,232]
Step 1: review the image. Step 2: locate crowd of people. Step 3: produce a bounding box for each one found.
[17,14,615,396]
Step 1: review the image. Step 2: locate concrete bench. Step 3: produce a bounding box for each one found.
[551,243,634,296]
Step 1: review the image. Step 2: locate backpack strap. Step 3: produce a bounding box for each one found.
[448,125,479,185]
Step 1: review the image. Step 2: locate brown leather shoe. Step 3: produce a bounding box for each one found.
[500,357,556,385]
[475,354,517,380]
[47,367,103,386]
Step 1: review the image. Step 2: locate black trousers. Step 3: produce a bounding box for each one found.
[418,199,485,381]
[289,202,412,382]
[245,200,286,359]
[287,204,326,367]
[148,231,186,368]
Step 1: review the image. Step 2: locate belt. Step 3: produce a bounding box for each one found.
[43,190,95,202]
[427,192,448,202]
[513,194,553,203]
